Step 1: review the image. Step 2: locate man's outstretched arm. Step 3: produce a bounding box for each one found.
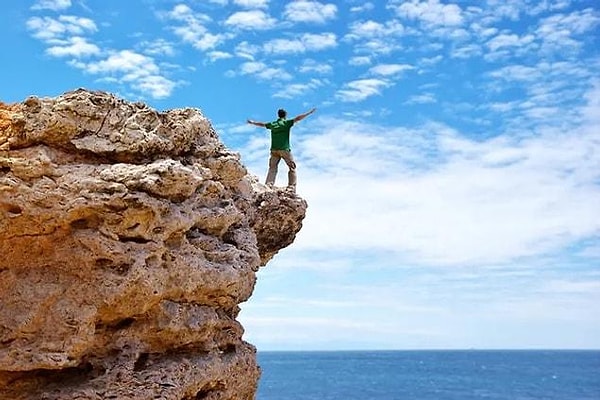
[247,119,267,127]
[293,108,317,123]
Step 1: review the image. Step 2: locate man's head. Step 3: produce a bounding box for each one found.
[277,109,287,118]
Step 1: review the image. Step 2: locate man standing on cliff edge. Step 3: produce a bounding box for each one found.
[247,107,316,192]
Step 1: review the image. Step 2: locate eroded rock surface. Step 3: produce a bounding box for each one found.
[0,89,307,400]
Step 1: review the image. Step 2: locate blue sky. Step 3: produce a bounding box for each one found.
[2,0,599,350]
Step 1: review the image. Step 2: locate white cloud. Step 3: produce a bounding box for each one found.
[350,2,375,13]
[298,59,332,74]
[451,43,482,59]
[194,32,226,51]
[530,0,572,15]
[484,61,596,131]
[406,92,437,104]
[333,65,413,102]
[31,0,71,11]
[239,61,265,75]
[283,0,337,24]
[207,50,233,62]
[390,0,464,27]
[484,0,525,21]
[234,41,260,59]
[335,78,390,102]
[349,56,371,66]
[165,4,227,50]
[46,36,100,58]
[83,50,156,75]
[233,0,269,8]
[420,55,443,66]
[263,33,337,54]
[369,63,414,76]
[134,75,177,99]
[273,79,326,99]
[141,39,176,57]
[301,32,337,51]
[487,33,536,52]
[26,15,97,42]
[287,118,600,266]
[238,61,292,81]
[224,10,276,30]
[263,38,304,54]
[346,19,405,40]
[351,39,401,55]
[536,8,600,55]
[489,64,540,81]
[484,0,573,21]
[73,50,176,99]
[581,79,600,124]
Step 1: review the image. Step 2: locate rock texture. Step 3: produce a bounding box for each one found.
[0,89,307,400]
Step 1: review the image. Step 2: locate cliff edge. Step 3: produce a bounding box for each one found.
[0,89,307,400]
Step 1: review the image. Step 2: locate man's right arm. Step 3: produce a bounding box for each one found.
[247,119,267,128]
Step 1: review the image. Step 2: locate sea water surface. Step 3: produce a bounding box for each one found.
[257,350,600,400]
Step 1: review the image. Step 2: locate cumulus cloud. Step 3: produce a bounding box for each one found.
[482,32,537,61]
[207,50,233,62]
[224,10,276,30]
[283,0,337,24]
[165,4,228,50]
[72,50,177,99]
[234,41,261,59]
[343,19,405,55]
[139,39,175,57]
[369,63,414,76]
[406,92,437,104]
[335,78,390,102]
[83,50,157,75]
[46,36,100,57]
[263,33,337,54]
[273,78,327,98]
[390,0,465,27]
[487,33,536,52]
[350,2,375,13]
[536,8,600,54]
[295,122,599,265]
[349,56,371,66]
[26,15,97,42]
[333,64,413,102]
[233,0,269,8]
[238,61,292,80]
[31,0,71,11]
[298,59,333,74]
[346,19,405,40]
[485,0,572,21]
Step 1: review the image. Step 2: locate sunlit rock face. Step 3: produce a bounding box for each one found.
[0,89,307,400]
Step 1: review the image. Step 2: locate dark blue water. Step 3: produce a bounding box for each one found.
[257,350,600,400]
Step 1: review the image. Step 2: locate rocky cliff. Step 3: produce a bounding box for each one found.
[0,89,307,400]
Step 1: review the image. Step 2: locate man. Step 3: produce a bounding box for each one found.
[247,107,316,192]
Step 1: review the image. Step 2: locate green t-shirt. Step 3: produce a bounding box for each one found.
[265,118,294,151]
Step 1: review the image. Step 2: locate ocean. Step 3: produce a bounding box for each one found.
[256,350,600,400]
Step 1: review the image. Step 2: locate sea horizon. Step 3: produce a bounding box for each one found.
[256,349,600,399]
[257,348,600,352]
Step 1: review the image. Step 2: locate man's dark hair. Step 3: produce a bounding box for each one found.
[277,109,287,118]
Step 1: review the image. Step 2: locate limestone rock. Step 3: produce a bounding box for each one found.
[0,89,307,400]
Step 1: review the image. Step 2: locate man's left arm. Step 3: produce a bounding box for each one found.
[292,108,317,123]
